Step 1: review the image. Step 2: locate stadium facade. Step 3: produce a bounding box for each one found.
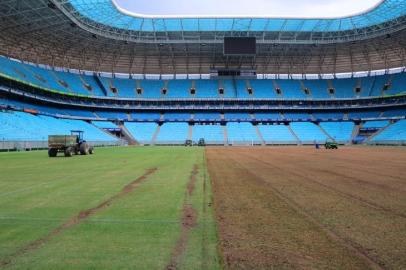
[0,0,405,149]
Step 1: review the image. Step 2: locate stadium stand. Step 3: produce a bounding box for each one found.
[192,124,224,144]
[249,80,279,98]
[0,110,117,142]
[235,80,252,98]
[383,109,406,117]
[108,78,137,98]
[302,80,330,99]
[124,122,157,144]
[258,124,297,144]
[193,112,221,120]
[164,113,191,121]
[313,112,344,120]
[194,80,219,98]
[388,73,406,96]
[224,113,251,120]
[95,111,128,120]
[167,80,192,98]
[254,112,283,120]
[226,123,260,144]
[290,122,328,143]
[2,56,405,100]
[371,120,406,142]
[131,112,161,121]
[319,122,355,142]
[156,123,189,144]
[348,111,382,119]
[283,113,311,120]
[363,121,390,128]
[278,80,306,99]
[331,79,357,98]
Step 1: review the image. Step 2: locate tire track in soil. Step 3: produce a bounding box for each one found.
[0,168,158,268]
[227,153,386,270]
[280,151,406,181]
[277,151,406,190]
[165,165,199,270]
[242,151,406,219]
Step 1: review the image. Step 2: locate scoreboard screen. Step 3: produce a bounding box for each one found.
[224,37,256,55]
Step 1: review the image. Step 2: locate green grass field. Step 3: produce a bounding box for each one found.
[0,147,221,270]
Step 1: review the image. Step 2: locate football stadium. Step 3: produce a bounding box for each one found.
[0,0,405,269]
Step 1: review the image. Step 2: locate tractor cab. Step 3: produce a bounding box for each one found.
[71,130,85,144]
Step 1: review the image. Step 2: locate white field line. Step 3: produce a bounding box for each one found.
[0,216,216,226]
[0,216,203,225]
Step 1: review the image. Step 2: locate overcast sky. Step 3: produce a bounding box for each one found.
[114,0,383,18]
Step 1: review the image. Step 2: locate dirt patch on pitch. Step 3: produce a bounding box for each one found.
[166,205,198,270]
[187,164,199,196]
[1,168,157,267]
[207,147,406,270]
[165,165,199,270]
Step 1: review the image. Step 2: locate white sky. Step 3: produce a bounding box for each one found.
[113,0,383,18]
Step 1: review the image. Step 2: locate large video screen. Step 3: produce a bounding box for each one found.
[224,37,256,55]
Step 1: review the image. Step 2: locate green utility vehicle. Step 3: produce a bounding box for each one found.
[48,130,94,157]
[324,141,338,149]
[198,138,206,146]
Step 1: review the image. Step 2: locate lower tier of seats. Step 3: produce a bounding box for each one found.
[1,110,404,146]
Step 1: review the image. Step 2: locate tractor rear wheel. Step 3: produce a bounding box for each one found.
[80,143,89,155]
[64,147,73,157]
[48,148,58,157]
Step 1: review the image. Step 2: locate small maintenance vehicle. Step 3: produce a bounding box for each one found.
[184,139,193,146]
[48,130,94,157]
[324,141,338,149]
[198,138,206,146]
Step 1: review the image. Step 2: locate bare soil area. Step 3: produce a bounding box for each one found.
[207,147,406,270]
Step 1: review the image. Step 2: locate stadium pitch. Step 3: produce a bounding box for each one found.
[0,147,221,269]
[0,146,405,269]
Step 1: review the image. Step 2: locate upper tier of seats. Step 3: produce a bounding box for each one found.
[1,57,405,100]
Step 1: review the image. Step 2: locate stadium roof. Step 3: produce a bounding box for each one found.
[59,0,406,43]
[0,0,405,74]
[69,0,403,31]
[111,0,384,19]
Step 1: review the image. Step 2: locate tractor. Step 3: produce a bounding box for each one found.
[184,139,193,146]
[48,130,94,157]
